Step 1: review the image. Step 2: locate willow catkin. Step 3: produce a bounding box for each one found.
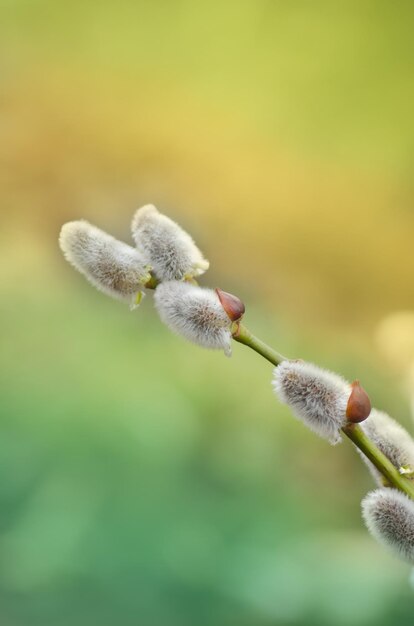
[362,488,414,564]
[131,205,209,281]
[273,360,351,444]
[59,220,151,305]
[154,281,233,356]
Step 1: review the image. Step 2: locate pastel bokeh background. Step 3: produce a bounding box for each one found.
[1,1,414,624]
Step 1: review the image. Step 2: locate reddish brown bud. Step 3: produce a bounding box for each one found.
[346,380,371,423]
[215,288,245,322]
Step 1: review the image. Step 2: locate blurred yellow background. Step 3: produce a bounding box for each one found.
[1,1,414,625]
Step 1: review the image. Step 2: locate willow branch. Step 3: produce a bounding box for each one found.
[343,424,414,499]
[233,323,414,500]
[232,323,284,366]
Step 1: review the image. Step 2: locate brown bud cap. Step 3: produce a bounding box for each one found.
[346,380,371,423]
[215,288,245,322]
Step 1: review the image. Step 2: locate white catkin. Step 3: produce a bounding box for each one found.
[362,489,414,564]
[359,409,414,486]
[272,360,351,444]
[131,204,209,281]
[154,281,232,356]
[59,220,151,305]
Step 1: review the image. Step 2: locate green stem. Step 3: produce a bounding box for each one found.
[144,273,160,290]
[235,323,414,500]
[343,424,414,499]
[145,273,198,290]
[233,323,284,366]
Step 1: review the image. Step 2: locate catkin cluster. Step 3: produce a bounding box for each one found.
[60,206,414,569]
[59,206,243,355]
[272,360,414,563]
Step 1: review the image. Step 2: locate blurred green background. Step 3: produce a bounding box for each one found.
[1,1,414,624]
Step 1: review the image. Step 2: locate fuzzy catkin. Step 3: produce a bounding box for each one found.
[131,205,209,281]
[359,409,414,485]
[362,489,414,564]
[59,220,151,304]
[154,281,233,356]
[272,360,351,444]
